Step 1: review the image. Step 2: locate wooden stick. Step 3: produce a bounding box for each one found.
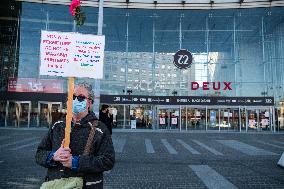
[64,77,75,148]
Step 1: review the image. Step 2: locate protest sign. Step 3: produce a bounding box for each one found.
[40,30,105,147]
[40,30,105,79]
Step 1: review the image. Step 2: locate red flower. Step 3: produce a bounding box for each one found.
[69,0,86,26]
[69,0,81,16]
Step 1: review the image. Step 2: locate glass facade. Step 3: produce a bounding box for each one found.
[0,1,284,131]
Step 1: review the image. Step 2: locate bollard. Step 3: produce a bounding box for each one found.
[277,152,284,167]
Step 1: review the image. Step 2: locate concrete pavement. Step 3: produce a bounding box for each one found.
[0,128,284,188]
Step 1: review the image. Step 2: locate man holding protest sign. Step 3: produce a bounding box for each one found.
[35,82,115,189]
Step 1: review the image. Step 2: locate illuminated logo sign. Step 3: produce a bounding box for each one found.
[173,49,193,69]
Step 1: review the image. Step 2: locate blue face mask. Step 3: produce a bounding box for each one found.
[73,99,87,114]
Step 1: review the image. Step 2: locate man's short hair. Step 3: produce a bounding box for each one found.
[101,104,109,111]
[76,82,94,103]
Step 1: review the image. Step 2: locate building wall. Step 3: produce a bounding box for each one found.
[0,0,20,90]
[0,2,283,103]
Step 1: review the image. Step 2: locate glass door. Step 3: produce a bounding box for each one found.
[157,107,169,129]
[157,106,179,130]
[199,109,206,130]
[247,109,258,131]
[246,108,273,132]
[186,108,196,130]
[207,108,219,130]
[6,101,31,127]
[38,101,62,128]
[240,108,246,131]
[278,102,284,131]
[221,108,240,132]
[181,106,187,130]
[38,102,50,128]
[193,109,201,130]
[169,108,179,130]
[230,109,240,131]
[0,101,6,127]
[259,109,272,131]
[6,101,16,127]
[220,108,229,131]
[186,108,206,130]
[108,105,126,129]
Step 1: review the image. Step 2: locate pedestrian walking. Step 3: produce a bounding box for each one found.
[99,104,113,135]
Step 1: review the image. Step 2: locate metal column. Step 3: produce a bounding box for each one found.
[5,101,9,127]
[123,12,129,129]
[179,105,182,131]
[218,108,221,132]
[273,106,276,132]
[239,106,241,132]
[94,0,104,116]
[245,107,248,132]
[186,105,188,131]
[205,106,208,131]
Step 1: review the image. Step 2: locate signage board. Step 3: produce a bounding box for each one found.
[101,95,274,106]
[173,49,193,69]
[159,118,166,125]
[8,77,64,93]
[171,117,178,125]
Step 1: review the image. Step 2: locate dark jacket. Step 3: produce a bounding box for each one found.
[35,112,115,189]
[99,111,113,135]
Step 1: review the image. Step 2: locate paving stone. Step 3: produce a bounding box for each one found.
[0,128,283,188]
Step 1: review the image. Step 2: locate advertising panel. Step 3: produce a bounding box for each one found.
[8,78,64,93]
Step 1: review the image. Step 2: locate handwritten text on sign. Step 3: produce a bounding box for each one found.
[40,30,105,79]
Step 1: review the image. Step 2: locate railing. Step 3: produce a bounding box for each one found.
[17,0,284,10]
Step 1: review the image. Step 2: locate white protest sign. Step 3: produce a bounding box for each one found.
[40,30,105,79]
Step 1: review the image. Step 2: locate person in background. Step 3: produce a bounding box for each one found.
[51,109,62,125]
[99,104,113,135]
[35,82,115,189]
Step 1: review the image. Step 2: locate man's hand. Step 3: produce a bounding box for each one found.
[53,139,72,162]
[61,156,72,168]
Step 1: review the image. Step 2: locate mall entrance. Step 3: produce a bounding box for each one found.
[5,101,31,127]
[1,101,63,127]
[109,104,153,129]
[246,107,274,132]
[155,105,274,132]
[100,95,276,132]
[157,106,180,130]
[181,107,207,130]
[207,107,242,131]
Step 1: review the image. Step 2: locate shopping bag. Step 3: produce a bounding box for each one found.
[40,177,83,189]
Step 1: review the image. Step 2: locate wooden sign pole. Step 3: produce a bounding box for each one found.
[64,77,75,148]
